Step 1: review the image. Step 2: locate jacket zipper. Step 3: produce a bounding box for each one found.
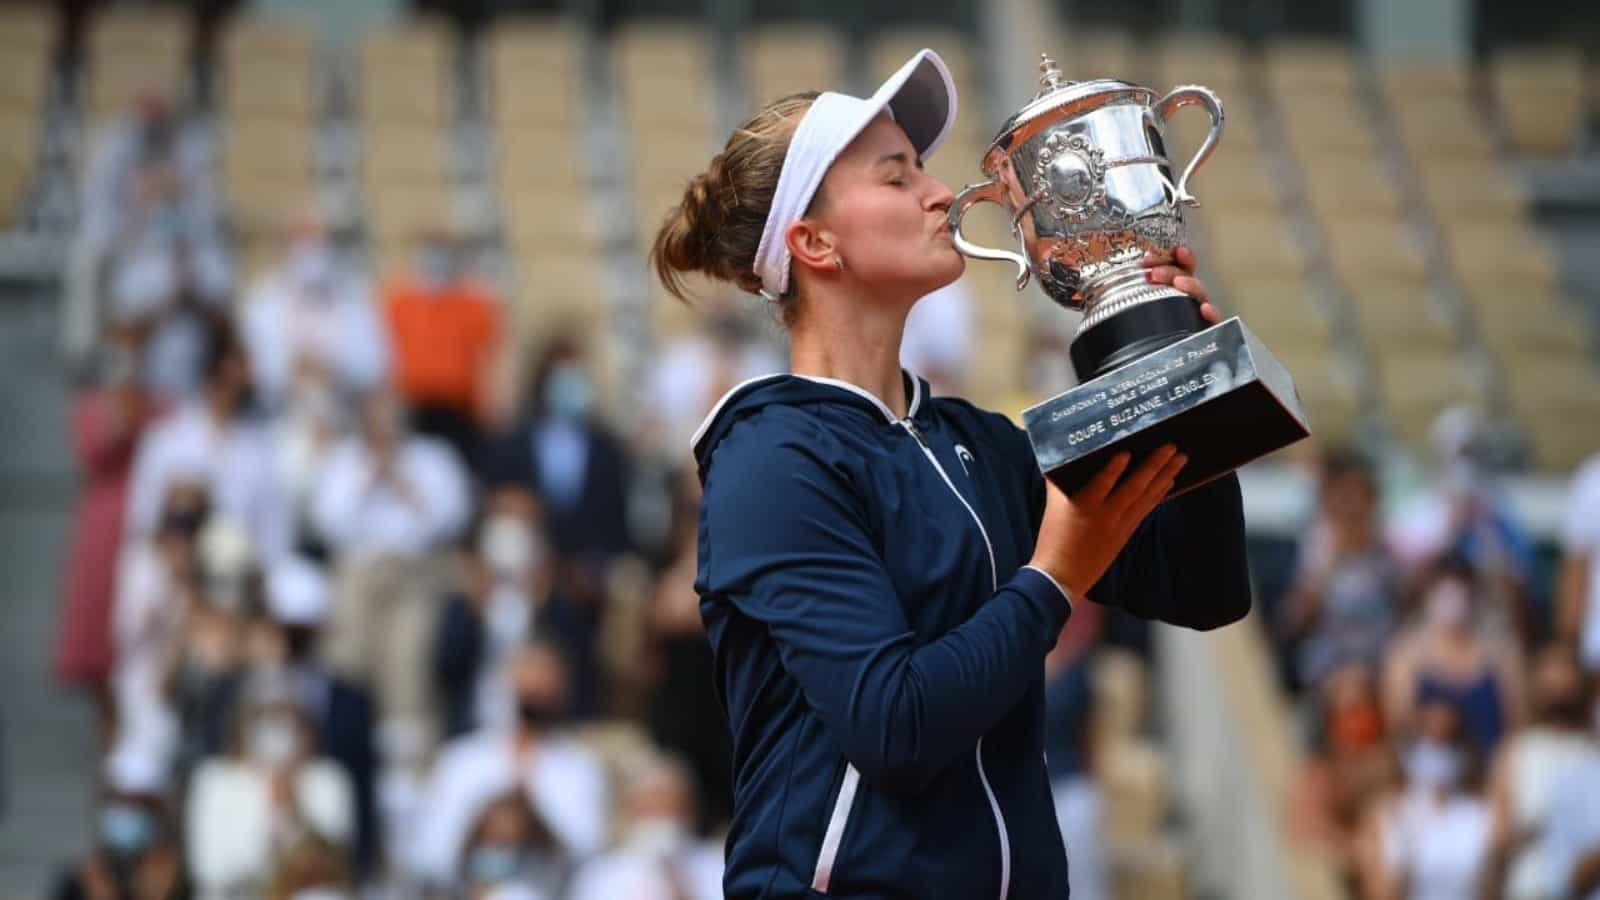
[899,417,1010,900]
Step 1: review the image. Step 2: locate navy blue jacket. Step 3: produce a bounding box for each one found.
[693,373,1250,900]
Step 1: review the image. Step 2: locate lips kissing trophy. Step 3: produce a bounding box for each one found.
[950,54,1311,495]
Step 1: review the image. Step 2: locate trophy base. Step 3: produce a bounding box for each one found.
[1071,293,1204,381]
[1023,317,1311,498]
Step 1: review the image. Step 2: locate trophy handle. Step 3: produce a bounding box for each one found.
[949,178,1031,291]
[1153,85,1224,208]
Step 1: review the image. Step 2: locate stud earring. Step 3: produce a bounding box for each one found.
[834,257,845,272]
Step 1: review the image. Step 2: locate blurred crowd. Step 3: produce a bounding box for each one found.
[1278,427,1600,899]
[44,94,1002,900]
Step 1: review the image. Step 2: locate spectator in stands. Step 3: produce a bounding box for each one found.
[485,335,632,603]
[1541,718,1600,900]
[1559,452,1600,674]
[646,309,784,454]
[65,93,230,377]
[56,315,167,740]
[1280,448,1402,693]
[899,280,973,397]
[1484,644,1600,899]
[568,754,723,900]
[238,221,387,414]
[382,229,502,469]
[186,682,354,900]
[1382,556,1526,753]
[408,642,609,887]
[126,323,292,561]
[436,503,553,738]
[1289,661,1394,876]
[642,470,732,832]
[1390,407,1534,637]
[311,388,470,749]
[232,557,382,879]
[55,744,188,900]
[1357,698,1493,900]
[110,482,210,764]
[457,791,570,900]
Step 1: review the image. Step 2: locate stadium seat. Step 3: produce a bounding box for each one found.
[1389,94,1496,161]
[1325,220,1429,290]
[1301,154,1405,221]
[1440,220,1561,289]
[1374,349,1485,449]
[1413,158,1527,222]
[1346,286,1457,355]
[1058,27,1138,84]
[1491,45,1584,158]
[1265,40,1358,97]
[486,18,583,130]
[1151,34,1248,95]
[1377,62,1474,102]
[613,23,717,135]
[745,25,847,110]
[1206,211,1312,280]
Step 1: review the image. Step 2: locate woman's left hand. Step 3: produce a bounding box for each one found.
[1142,245,1220,325]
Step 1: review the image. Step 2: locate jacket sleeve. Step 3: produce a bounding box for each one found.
[1087,472,1253,630]
[700,434,1071,795]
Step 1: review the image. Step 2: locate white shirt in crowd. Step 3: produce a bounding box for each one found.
[1544,755,1600,900]
[1380,788,1494,900]
[900,281,973,392]
[1504,728,1600,899]
[407,729,610,886]
[311,435,470,558]
[238,261,388,410]
[186,757,354,899]
[567,819,723,900]
[647,334,783,452]
[109,540,187,751]
[1564,456,1600,672]
[126,404,291,560]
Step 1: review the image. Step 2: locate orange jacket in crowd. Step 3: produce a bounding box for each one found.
[383,276,501,422]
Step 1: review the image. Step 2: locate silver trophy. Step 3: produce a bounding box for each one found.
[951,54,1309,495]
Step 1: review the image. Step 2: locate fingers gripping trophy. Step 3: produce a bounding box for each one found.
[952,55,1310,495]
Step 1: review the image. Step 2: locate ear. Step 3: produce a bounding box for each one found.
[784,217,838,282]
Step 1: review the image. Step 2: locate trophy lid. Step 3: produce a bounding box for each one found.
[987,54,1155,153]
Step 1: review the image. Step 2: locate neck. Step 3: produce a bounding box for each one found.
[788,287,912,420]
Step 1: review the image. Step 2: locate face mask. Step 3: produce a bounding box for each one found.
[290,379,341,427]
[465,844,525,884]
[289,241,335,289]
[1424,581,1471,630]
[517,697,562,729]
[249,715,301,769]
[283,625,318,663]
[1404,739,1462,791]
[100,803,157,857]
[414,245,454,290]
[481,516,539,580]
[544,363,593,420]
[627,815,690,857]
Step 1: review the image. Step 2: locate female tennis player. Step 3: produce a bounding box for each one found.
[650,49,1252,900]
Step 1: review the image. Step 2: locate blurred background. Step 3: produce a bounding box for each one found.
[0,0,1596,898]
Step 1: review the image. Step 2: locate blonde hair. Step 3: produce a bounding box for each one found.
[649,92,819,308]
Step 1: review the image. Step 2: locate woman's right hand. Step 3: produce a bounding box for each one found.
[1029,445,1188,600]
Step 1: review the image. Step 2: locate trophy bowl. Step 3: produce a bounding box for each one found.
[951,54,1310,495]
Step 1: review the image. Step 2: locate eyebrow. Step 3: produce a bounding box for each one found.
[875,152,924,170]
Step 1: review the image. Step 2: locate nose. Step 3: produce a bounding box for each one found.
[925,174,955,215]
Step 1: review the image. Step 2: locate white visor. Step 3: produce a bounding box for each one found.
[752,48,958,300]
